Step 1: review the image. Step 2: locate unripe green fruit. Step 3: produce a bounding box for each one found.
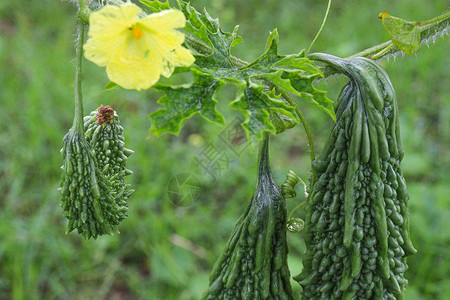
[296,54,416,299]
[202,136,294,300]
[59,105,133,239]
[84,105,134,222]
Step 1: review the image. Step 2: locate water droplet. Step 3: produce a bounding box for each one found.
[287,218,305,233]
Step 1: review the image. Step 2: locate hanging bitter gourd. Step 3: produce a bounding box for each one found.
[84,105,134,222]
[59,128,125,240]
[202,134,294,300]
[296,54,416,299]
[59,105,132,239]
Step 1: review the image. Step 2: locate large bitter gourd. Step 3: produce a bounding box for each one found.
[296,54,416,299]
[203,135,294,300]
[84,105,134,222]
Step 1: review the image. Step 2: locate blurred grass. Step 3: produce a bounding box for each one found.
[0,0,448,299]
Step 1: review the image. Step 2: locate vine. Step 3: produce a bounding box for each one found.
[72,19,86,135]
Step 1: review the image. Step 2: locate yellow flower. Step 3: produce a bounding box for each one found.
[84,3,195,90]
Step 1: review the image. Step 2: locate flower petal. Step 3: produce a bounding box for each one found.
[139,9,186,29]
[84,5,195,90]
[106,54,162,91]
[84,4,141,66]
[160,46,196,77]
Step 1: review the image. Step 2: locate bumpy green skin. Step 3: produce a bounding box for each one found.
[84,110,134,222]
[203,136,294,300]
[59,130,126,239]
[296,54,416,299]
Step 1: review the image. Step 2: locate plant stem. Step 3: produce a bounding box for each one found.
[312,11,449,77]
[369,43,395,60]
[72,18,87,134]
[419,10,450,26]
[346,11,449,61]
[306,0,332,56]
[78,0,91,24]
[345,40,392,60]
[288,201,306,220]
[280,91,316,185]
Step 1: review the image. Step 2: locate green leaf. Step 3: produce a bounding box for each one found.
[149,70,225,135]
[145,1,335,147]
[285,72,335,121]
[267,89,299,134]
[379,12,420,55]
[181,25,214,57]
[104,81,119,91]
[243,30,335,121]
[177,0,244,80]
[140,0,171,12]
[230,81,298,147]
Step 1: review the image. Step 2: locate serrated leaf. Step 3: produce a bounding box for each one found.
[379,11,420,55]
[177,0,219,33]
[149,71,225,135]
[177,0,244,80]
[256,70,300,95]
[267,89,299,134]
[144,1,336,147]
[181,25,214,56]
[243,30,335,121]
[272,52,320,74]
[230,81,298,147]
[243,31,320,76]
[269,110,298,134]
[176,3,301,143]
[286,72,336,121]
[140,0,171,12]
[192,26,243,80]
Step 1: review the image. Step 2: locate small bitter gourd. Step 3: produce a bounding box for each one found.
[296,54,416,299]
[202,134,294,300]
[59,130,124,239]
[84,105,134,222]
[59,105,132,239]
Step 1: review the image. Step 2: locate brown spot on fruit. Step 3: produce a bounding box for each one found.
[96,105,115,125]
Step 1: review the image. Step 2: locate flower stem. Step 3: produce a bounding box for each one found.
[280,91,316,185]
[72,19,86,134]
[78,0,91,24]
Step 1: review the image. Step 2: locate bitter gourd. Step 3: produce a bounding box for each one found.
[59,105,132,239]
[59,129,125,239]
[296,54,416,299]
[84,105,134,222]
[202,134,294,300]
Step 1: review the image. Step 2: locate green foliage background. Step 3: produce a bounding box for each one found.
[0,0,448,299]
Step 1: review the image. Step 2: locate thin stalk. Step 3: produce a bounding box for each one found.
[369,43,394,60]
[419,10,450,26]
[288,201,306,220]
[72,17,87,134]
[305,0,332,56]
[280,91,316,185]
[345,40,392,60]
